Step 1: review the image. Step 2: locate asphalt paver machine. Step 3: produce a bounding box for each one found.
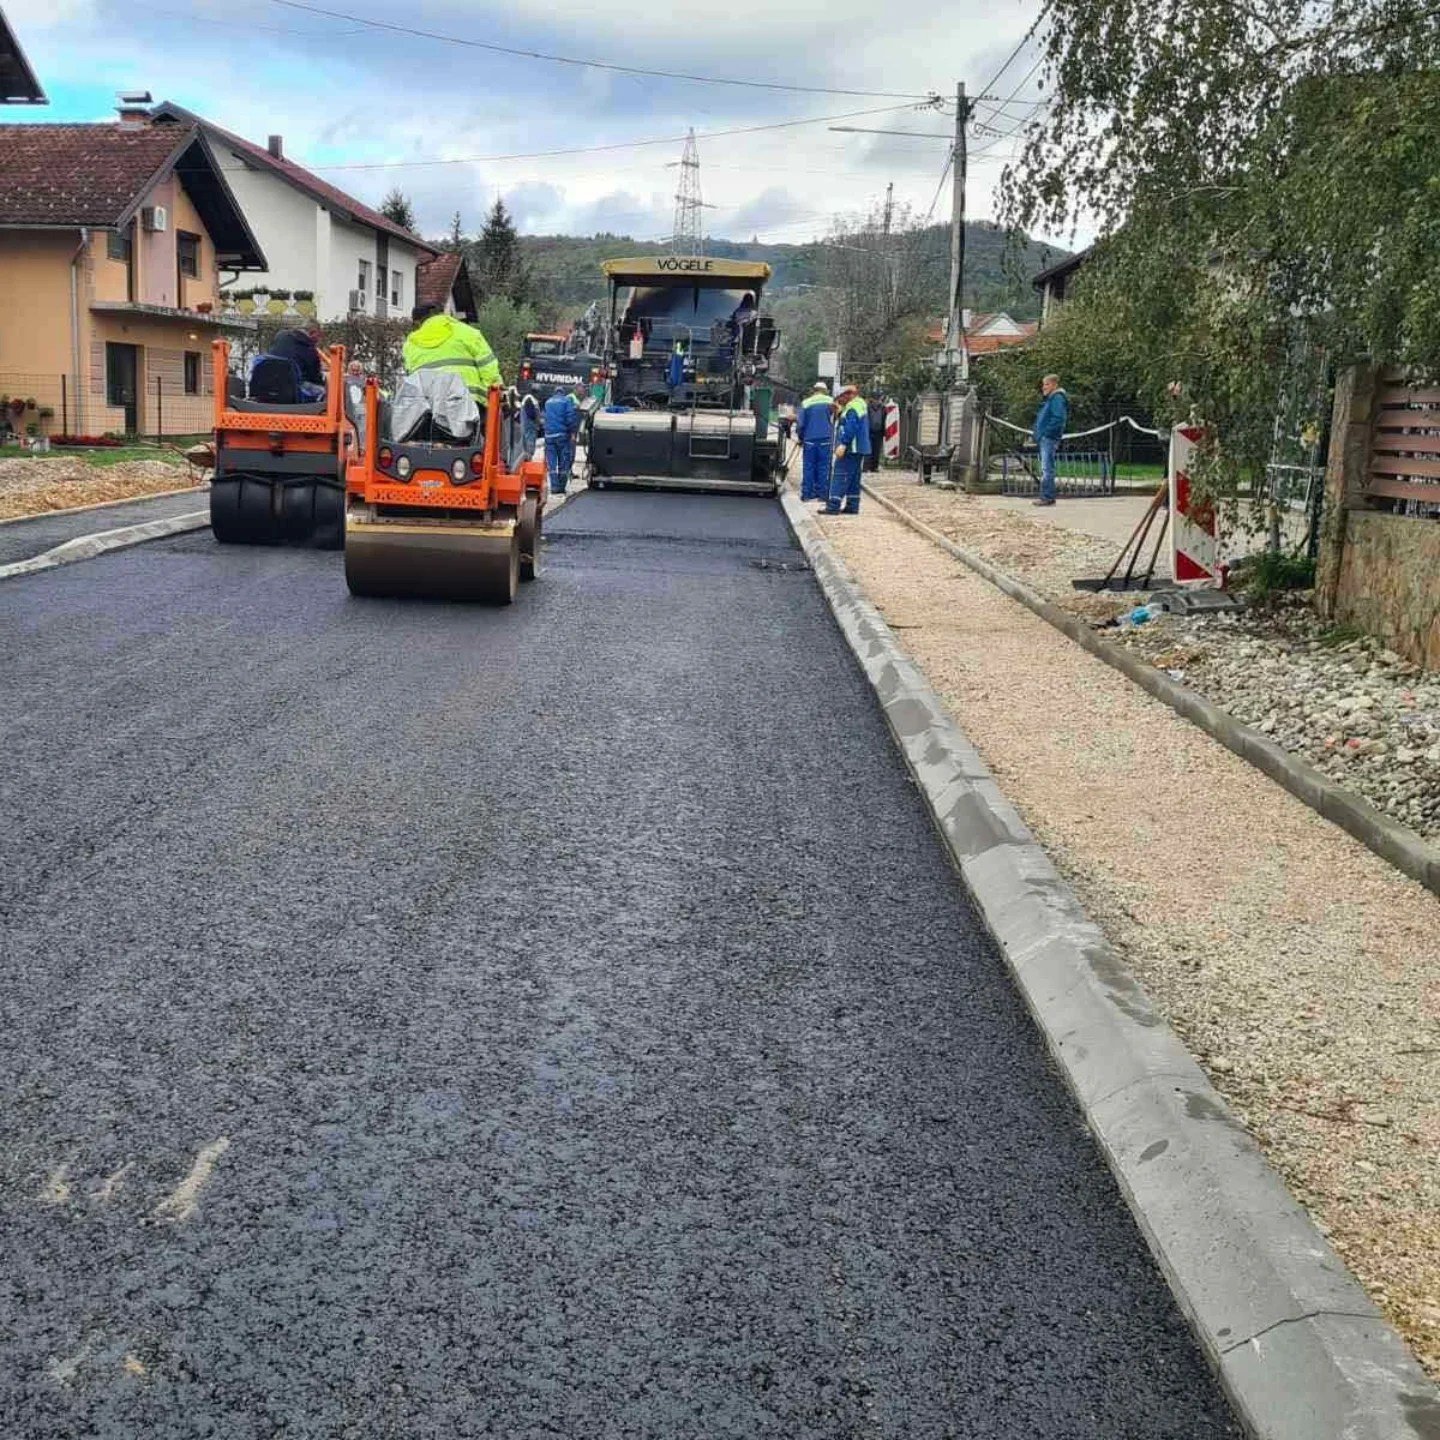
[343,373,547,603]
[209,340,351,548]
[586,257,784,495]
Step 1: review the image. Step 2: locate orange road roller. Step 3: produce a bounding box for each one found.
[343,374,547,602]
[209,339,353,549]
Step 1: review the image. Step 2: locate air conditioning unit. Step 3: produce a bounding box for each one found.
[141,205,168,233]
[348,288,367,313]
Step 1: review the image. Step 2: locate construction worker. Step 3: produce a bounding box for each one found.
[402,303,502,402]
[543,381,583,494]
[825,383,870,515]
[796,381,834,502]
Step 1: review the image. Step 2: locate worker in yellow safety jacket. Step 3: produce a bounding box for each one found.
[402,303,503,399]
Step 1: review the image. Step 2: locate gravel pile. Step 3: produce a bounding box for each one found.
[1117,598,1440,839]
[0,455,192,521]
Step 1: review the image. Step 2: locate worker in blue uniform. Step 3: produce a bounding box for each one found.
[543,382,583,494]
[796,381,835,501]
[825,384,870,514]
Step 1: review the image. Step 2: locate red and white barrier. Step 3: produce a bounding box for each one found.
[883,401,900,460]
[1169,423,1220,587]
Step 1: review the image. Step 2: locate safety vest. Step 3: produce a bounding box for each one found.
[402,315,502,397]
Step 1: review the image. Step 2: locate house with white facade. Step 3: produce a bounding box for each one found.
[151,102,437,322]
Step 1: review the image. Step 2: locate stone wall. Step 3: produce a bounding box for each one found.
[1333,509,1440,669]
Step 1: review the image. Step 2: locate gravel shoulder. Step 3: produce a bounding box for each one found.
[0,454,196,522]
[868,476,1440,846]
[814,491,1440,1379]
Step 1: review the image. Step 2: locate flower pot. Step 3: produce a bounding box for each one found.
[266,298,287,315]
[295,299,316,318]
[237,299,256,315]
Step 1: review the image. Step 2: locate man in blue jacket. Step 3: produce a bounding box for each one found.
[825,384,870,515]
[795,381,834,501]
[543,383,583,494]
[1032,372,1069,506]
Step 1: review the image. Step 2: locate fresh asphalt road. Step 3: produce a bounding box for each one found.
[0,488,205,565]
[0,491,1239,1438]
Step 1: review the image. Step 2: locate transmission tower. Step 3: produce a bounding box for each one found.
[670,129,706,256]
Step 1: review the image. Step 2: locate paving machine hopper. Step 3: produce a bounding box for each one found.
[209,339,351,548]
[587,257,784,495]
[344,372,547,603]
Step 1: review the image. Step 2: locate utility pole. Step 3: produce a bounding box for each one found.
[882,180,899,317]
[945,81,971,381]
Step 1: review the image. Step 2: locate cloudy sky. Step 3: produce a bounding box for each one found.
[8,0,1060,248]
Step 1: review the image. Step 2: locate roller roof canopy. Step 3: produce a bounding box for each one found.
[602,256,772,289]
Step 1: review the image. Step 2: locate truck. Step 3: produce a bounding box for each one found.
[517,332,601,413]
[584,257,785,495]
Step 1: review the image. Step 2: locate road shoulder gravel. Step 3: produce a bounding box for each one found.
[781,488,1440,1437]
[862,478,1440,898]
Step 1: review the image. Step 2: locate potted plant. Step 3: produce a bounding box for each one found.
[266,288,292,314]
[196,300,214,315]
[23,397,36,410]
[38,406,54,424]
[293,289,316,318]
[8,396,25,417]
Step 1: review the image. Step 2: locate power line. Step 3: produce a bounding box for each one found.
[297,102,929,172]
[269,0,943,100]
[921,151,954,226]
[973,1,1052,99]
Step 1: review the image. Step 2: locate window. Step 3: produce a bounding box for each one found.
[106,230,131,262]
[177,232,200,279]
[183,351,200,396]
[390,270,402,309]
[357,259,371,296]
[375,265,386,300]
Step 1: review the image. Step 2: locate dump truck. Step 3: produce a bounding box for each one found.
[517,332,602,412]
[343,371,546,603]
[585,257,784,495]
[209,339,351,547]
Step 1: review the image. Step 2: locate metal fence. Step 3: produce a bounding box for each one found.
[0,370,212,446]
[995,446,1115,497]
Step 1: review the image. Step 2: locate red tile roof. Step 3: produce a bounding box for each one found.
[416,252,462,309]
[0,122,190,225]
[155,102,435,255]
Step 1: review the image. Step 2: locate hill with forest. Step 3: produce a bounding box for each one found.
[515,222,1068,322]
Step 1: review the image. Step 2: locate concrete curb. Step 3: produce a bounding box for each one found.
[861,481,1440,900]
[0,510,210,582]
[781,488,1440,1440]
[0,481,207,528]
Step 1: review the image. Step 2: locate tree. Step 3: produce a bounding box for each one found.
[379,188,416,231]
[438,211,465,255]
[474,296,539,384]
[999,0,1440,497]
[474,198,531,305]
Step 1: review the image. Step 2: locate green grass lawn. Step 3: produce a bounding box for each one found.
[1,442,188,468]
[1112,461,1166,482]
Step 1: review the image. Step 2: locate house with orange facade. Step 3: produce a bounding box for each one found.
[0,104,264,437]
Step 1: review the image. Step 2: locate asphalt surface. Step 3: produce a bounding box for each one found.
[0,488,204,564]
[0,490,1239,1439]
